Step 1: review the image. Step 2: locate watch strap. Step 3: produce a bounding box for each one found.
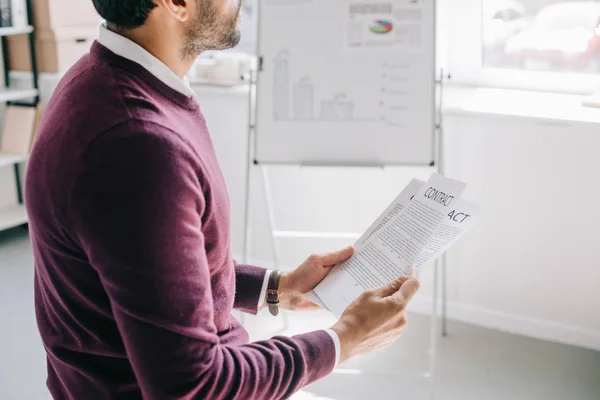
[266,270,282,316]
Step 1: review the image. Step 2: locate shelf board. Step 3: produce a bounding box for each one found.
[0,88,38,102]
[0,204,27,231]
[0,153,28,168]
[0,25,34,37]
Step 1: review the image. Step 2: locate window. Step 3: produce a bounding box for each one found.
[483,1,528,67]
[444,0,600,93]
[484,0,600,73]
[233,0,258,55]
[199,0,257,58]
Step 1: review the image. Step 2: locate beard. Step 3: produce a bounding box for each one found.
[182,0,242,59]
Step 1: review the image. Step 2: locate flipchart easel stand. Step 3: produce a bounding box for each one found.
[241,67,449,399]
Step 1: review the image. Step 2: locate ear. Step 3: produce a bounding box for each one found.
[156,0,190,22]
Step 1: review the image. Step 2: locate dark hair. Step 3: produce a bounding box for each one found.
[91,0,157,30]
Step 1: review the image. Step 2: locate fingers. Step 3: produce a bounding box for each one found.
[391,268,420,304]
[408,266,419,280]
[316,245,355,266]
[372,275,409,297]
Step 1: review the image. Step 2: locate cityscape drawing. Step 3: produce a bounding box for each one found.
[293,75,314,120]
[273,51,291,120]
[273,51,356,121]
[271,51,414,125]
[319,94,355,120]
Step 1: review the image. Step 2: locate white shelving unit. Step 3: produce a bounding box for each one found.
[0,153,28,168]
[0,204,27,231]
[0,25,33,37]
[0,2,39,232]
[0,87,38,102]
[0,92,34,229]
[0,89,36,230]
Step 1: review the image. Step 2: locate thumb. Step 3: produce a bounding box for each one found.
[392,267,420,304]
[318,245,355,266]
[373,275,409,298]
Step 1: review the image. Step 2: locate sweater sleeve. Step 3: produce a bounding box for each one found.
[233,262,268,314]
[69,123,336,400]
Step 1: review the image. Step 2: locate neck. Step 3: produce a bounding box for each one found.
[109,25,194,79]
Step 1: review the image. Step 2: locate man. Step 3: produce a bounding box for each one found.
[25,0,421,399]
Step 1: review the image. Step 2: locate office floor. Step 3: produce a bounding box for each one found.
[1,227,599,400]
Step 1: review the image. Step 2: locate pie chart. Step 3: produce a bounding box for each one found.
[369,20,393,34]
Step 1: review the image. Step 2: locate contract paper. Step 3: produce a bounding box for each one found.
[303,178,423,310]
[313,173,480,317]
[303,291,327,309]
[355,178,425,249]
[414,197,480,269]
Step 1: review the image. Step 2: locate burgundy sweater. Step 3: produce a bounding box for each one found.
[25,42,335,400]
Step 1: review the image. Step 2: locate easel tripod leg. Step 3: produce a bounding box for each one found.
[429,260,439,400]
[441,254,448,337]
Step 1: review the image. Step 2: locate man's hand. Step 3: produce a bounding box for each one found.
[331,268,420,364]
[276,246,354,311]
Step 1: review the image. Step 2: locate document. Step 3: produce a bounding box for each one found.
[313,173,479,317]
[304,178,424,311]
[355,178,425,249]
[303,290,327,309]
[414,197,480,269]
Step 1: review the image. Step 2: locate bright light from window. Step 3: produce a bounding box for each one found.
[482,0,600,74]
[290,391,339,400]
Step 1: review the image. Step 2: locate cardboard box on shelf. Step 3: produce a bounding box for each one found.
[29,104,43,152]
[0,105,38,156]
[33,0,101,30]
[7,27,98,72]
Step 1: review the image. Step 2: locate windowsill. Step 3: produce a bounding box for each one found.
[189,81,250,94]
[443,85,600,125]
[188,81,600,126]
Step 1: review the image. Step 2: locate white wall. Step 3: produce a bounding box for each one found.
[443,113,600,349]
[195,84,600,351]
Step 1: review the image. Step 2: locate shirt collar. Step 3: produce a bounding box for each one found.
[98,24,196,99]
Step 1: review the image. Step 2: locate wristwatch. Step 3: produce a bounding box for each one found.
[266,270,282,316]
